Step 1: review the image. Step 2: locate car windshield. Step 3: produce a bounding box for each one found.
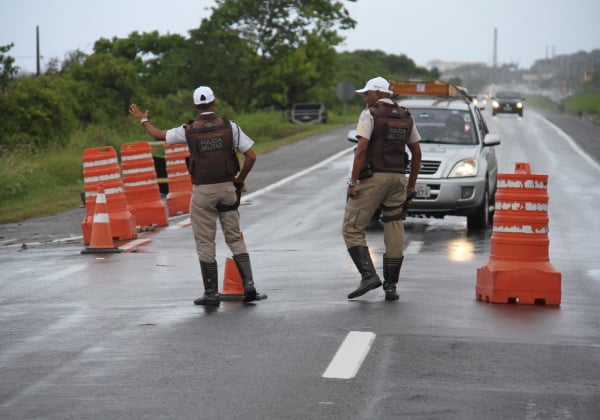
[496,91,521,99]
[411,109,477,145]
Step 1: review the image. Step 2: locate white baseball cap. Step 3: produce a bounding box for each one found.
[193,86,215,105]
[355,77,393,94]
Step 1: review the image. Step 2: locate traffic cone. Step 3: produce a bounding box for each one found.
[219,256,268,302]
[81,185,122,254]
[219,257,245,301]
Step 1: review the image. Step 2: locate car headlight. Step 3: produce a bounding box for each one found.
[516,102,523,108]
[492,100,499,108]
[449,159,478,177]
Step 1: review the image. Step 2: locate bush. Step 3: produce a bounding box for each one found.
[0,76,78,150]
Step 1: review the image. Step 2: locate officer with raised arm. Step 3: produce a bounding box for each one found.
[129,86,260,306]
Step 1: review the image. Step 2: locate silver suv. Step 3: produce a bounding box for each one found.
[348,91,501,230]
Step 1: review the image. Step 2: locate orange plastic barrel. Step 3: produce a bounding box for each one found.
[164,143,192,216]
[476,162,561,305]
[120,142,168,228]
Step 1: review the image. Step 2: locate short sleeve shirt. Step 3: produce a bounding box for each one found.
[165,113,254,153]
[355,98,421,144]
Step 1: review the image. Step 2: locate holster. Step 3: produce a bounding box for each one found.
[380,191,416,222]
[358,163,373,180]
[400,191,417,220]
[216,182,243,213]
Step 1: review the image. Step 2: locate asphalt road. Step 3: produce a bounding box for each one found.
[1,110,599,419]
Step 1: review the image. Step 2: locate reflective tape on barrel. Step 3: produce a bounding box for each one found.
[493,225,549,234]
[121,152,153,161]
[168,171,190,178]
[495,201,548,212]
[167,159,187,166]
[497,179,547,189]
[84,173,121,183]
[83,157,119,167]
[124,179,158,187]
[122,166,155,175]
[165,146,189,155]
[85,187,124,197]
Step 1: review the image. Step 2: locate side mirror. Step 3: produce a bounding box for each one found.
[347,129,358,143]
[483,133,501,147]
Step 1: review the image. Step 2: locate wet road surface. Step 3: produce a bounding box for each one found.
[1,114,599,419]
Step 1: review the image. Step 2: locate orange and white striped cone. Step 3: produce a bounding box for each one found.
[81,185,122,254]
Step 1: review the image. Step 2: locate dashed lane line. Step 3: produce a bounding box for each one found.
[322,331,376,379]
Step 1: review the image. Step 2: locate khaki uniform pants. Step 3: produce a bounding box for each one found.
[342,172,407,259]
[190,182,247,263]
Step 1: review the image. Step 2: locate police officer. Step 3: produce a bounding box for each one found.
[343,77,422,301]
[129,86,259,306]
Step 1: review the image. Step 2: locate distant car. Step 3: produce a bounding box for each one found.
[289,103,328,124]
[473,94,488,110]
[347,90,501,230]
[492,91,525,117]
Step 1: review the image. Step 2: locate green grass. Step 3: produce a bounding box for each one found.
[528,92,600,121]
[562,92,600,116]
[526,95,561,113]
[0,109,358,224]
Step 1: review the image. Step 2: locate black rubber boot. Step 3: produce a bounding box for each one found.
[194,261,220,306]
[347,246,382,299]
[383,255,404,301]
[233,253,257,303]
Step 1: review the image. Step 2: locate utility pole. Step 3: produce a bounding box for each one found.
[493,27,498,68]
[493,27,498,83]
[36,26,40,76]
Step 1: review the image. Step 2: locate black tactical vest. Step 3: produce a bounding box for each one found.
[185,114,239,185]
[365,102,413,174]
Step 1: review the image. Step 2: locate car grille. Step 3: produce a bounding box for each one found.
[412,160,440,175]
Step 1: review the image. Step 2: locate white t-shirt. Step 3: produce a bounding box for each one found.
[355,98,421,144]
[165,112,254,153]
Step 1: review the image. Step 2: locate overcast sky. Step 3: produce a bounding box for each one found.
[1,0,599,74]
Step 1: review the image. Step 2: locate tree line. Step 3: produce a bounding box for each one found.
[0,0,439,152]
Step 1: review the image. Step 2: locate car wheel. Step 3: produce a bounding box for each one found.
[519,111,523,117]
[467,187,491,230]
[492,111,496,116]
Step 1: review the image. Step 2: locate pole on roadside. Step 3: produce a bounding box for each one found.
[36,26,40,76]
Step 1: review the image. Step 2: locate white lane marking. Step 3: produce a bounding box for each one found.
[39,264,87,281]
[322,331,375,379]
[538,114,600,173]
[167,218,192,230]
[404,241,423,255]
[119,238,152,252]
